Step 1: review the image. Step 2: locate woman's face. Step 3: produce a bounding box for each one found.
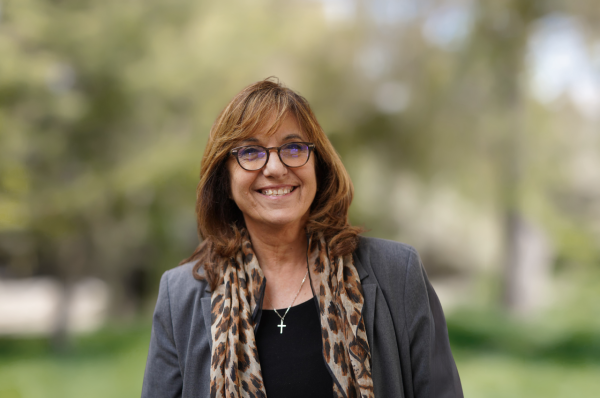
[227,113,317,232]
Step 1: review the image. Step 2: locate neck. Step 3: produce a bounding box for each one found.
[244,222,308,276]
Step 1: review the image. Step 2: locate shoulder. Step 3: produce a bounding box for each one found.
[154,261,211,342]
[354,235,420,275]
[159,261,211,301]
[356,235,417,258]
[354,236,428,312]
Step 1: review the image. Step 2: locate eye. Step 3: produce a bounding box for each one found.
[281,142,307,158]
[285,143,303,151]
[239,146,266,161]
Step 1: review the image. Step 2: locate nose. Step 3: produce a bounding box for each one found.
[262,149,288,177]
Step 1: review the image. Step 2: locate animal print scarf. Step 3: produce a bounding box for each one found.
[209,231,374,398]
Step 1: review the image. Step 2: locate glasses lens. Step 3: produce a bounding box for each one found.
[280,142,310,167]
[238,146,267,170]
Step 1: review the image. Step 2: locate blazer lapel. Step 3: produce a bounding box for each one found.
[201,297,213,350]
[354,249,377,350]
[362,284,378,350]
[353,251,369,281]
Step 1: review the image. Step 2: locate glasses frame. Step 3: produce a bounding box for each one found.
[230,141,316,171]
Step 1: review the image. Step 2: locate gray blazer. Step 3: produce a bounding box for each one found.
[142,237,463,398]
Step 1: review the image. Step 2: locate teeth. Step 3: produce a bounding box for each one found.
[262,187,293,196]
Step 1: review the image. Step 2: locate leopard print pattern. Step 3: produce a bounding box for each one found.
[309,234,374,398]
[210,238,266,398]
[209,231,374,398]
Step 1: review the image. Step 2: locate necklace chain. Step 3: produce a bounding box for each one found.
[266,269,309,323]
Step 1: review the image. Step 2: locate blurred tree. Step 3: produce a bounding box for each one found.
[0,0,330,340]
[316,0,600,313]
[466,0,549,313]
[1,0,599,339]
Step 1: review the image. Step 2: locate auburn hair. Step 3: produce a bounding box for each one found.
[182,77,363,290]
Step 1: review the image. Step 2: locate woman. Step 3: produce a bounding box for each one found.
[142,78,463,398]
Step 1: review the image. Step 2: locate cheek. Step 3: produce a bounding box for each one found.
[301,167,318,199]
[230,177,246,202]
[309,158,318,187]
[227,164,257,205]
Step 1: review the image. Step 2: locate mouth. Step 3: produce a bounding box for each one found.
[257,186,297,197]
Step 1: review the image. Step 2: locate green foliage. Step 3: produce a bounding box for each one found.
[0,0,336,301]
[1,0,599,309]
[2,1,600,395]
[448,310,600,364]
[0,322,151,398]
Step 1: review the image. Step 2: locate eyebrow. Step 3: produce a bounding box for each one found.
[282,133,304,141]
[239,133,305,145]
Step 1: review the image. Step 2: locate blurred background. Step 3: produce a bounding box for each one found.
[1,0,600,397]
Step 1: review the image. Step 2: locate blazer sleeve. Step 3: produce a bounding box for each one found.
[404,249,463,398]
[141,271,183,398]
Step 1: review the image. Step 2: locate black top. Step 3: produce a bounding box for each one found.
[256,297,333,398]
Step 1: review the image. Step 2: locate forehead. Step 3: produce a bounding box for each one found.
[238,113,308,144]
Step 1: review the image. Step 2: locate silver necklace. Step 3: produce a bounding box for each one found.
[265,269,309,334]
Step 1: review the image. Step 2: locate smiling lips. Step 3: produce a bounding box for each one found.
[259,186,296,197]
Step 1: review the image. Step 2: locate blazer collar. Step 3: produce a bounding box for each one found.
[353,251,369,281]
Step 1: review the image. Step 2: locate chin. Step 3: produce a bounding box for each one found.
[251,210,309,229]
[265,215,304,227]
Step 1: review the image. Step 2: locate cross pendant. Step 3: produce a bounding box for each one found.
[277,319,286,334]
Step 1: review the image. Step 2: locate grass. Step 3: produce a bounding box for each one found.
[456,351,600,398]
[447,308,600,398]
[0,322,151,398]
[1,310,600,398]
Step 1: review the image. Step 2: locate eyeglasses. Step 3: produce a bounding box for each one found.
[230,142,315,171]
